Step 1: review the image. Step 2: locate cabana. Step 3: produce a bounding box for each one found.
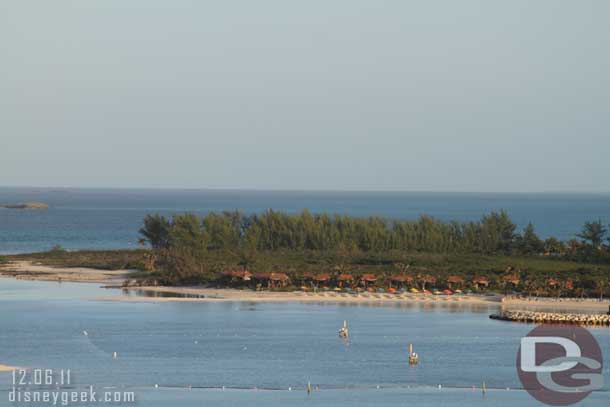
[337,274,354,288]
[546,278,560,288]
[389,274,413,289]
[296,272,315,288]
[313,273,331,289]
[418,274,437,291]
[269,272,290,288]
[472,276,490,290]
[502,273,520,288]
[253,272,271,289]
[446,275,464,289]
[219,268,252,286]
[360,274,378,289]
[254,272,289,289]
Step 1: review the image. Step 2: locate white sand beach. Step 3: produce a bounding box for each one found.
[2,260,609,313]
[0,260,134,284]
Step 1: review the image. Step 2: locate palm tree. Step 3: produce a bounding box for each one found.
[595,279,608,300]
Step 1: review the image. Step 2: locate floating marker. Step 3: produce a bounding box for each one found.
[113,352,118,359]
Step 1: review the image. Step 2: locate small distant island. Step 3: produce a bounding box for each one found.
[0,202,49,209]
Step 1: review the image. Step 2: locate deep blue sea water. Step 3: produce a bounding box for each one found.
[1,187,610,254]
[0,279,608,407]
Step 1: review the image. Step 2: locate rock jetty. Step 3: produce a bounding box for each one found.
[490,310,610,326]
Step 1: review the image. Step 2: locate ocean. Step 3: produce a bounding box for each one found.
[1,187,609,254]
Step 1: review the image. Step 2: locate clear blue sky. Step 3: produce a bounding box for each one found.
[1,1,609,192]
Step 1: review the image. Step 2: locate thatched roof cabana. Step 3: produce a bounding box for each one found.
[314,273,331,282]
[390,274,414,283]
[220,268,252,281]
[360,274,378,283]
[472,276,490,288]
[546,278,560,288]
[270,272,290,282]
[337,274,354,282]
[254,272,271,280]
[447,275,464,284]
[421,274,437,284]
[502,274,520,286]
[360,273,378,288]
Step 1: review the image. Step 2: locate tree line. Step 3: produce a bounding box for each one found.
[139,209,610,261]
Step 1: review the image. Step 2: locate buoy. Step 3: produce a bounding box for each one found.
[83,330,88,336]
[339,320,349,338]
[154,384,158,389]
[113,352,118,359]
[408,344,419,365]
[482,382,487,394]
[307,381,311,395]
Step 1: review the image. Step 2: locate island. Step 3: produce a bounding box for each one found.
[0,202,49,209]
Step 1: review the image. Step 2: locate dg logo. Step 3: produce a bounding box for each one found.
[517,324,604,406]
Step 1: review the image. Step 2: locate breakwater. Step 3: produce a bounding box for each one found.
[490,310,610,326]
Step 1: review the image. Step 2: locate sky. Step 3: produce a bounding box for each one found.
[1,1,609,192]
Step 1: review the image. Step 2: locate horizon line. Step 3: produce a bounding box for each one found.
[1,184,610,195]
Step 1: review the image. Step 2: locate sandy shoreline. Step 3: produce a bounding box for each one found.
[0,364,19,372]
[102,285,503,306]
[0,260,134,284]
[2,260,609,313]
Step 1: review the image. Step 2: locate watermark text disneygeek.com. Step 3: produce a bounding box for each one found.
[9,369,135,406]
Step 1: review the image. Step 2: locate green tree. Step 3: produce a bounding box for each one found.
[543,236,564,255]
[577,220,607,247]
[139,214,170,249]
[516,223,544,254]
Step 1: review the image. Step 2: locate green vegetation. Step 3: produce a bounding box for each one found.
[136,210,610,296]
[7,249,148,270]
[5,210,609,298]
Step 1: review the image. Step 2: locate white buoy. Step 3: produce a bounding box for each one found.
[113,352,118,359]
[154,384,158,389]
[83,331,88,336]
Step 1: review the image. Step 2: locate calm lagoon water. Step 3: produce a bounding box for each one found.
[0,279,608,406]
[2,187,610,253]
